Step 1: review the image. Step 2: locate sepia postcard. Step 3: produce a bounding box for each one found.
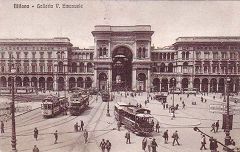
[0,0,240,152]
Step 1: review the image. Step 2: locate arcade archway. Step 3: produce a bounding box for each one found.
[112,46,133,91]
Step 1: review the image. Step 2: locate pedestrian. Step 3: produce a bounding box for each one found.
[180,97,182,101]
[34,127,39,141]
[200,135,207,150]
[83,129,88,143]
[74,122,79,132]
[201,97,203,102]
[125,131,131,144]
[182,101,185,109]
[117,120,121,131]
[146,137,152,152]
[172,130,180,146]
[54,130,58,144]
[80,120,84,131]
[151,138,158,152]
[145,100,147,106]
[155,122,160,133]
[100,139,106,152]
[163,130,168,143]
[32,145,39,152]
[105,140,111,152]
[1,121,4,133]
[139,104,142,108]
[205,99,207,103]
[210,123,216,133]
[215,120,219,132]
[209,137,218,152]
[142,137,147,151]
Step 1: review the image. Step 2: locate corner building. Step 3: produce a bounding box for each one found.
[0,26,240,93]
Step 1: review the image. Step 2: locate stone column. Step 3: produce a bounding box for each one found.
[146,69,151,92]
[54,76,57,91]
[108,67,112,91]
[132,68,137,91]
[200,83,202,92]
[189,77,193,88]
[216,83,219,92]
[93,67,97,88]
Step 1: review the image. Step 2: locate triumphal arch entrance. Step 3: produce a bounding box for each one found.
[92,25,154,91]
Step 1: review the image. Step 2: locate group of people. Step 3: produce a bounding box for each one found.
[210,120,220,133]
[142,137,158,152]
[100,139,112,152]
[74,121,85,132]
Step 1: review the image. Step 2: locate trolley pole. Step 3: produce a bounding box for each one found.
[106,81,110,117]
[224,77,232,151]
[171,78,176,119]
[10,62,17,152]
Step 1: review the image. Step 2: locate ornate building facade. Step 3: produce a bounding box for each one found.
[0,26,240,93]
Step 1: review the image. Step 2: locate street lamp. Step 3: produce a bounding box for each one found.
[224,77,232,151]
[106,80,110,117]
[10,66,17,152]
[171,78,176,119]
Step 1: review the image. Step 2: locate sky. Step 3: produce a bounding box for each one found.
[0,0,240,48]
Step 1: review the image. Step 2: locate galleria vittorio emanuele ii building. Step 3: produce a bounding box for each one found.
[0,25,240,93]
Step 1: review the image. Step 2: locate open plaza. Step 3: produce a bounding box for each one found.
[0,91,240,152]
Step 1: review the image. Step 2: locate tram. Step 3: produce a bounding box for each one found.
[41,96,68,118]
[101,91,110,102]
[69,91,89,115]
[114,102,154,135]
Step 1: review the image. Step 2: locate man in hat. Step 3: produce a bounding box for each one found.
[172,130,180,146]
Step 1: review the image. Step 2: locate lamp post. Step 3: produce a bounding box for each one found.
[224,77,232,151]
[171,78,176,119]
[106,80,110,117]
[10,65,17,152]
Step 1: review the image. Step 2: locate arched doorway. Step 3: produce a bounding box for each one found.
[218,78,225,93]
[193,78,200,91]
[160,63,165,72]
[99,73,108,90]
[0,76,7,87]
[182,78,188,89]
[23,77,30,87]
[112,46,133,91]
[57,77,65,91]
[16,77,22,87]
[168,63,173,73]
[169,78,176,89]
[202,78,209,92]
[161,78,168,92]
[85,77,92,89]
[77,77,84,88]
[87,63,93,73]
[31,77,38,88]
[229,78,234,93]
[152,78,160,92]
[47,77,54,90]
[210,78,217,92]
[137,73,146,91]
[69,77,76,90]
[39,77,45,90]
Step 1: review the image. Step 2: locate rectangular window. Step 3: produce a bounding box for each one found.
[48,66,52,72]
[16,52,20,59]
[24,66,28,73]
[48,52,52,59]
[213,52,218,59]
[32,65,36,73]
[40,65,44,72]
[24,52,28,58]
[1,52,4,58]
[40,52,44,59]
[32,52,36,59]
[196,52,201,59]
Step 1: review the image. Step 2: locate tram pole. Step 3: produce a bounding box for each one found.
[10,58,17,152]
[106,81,110,117]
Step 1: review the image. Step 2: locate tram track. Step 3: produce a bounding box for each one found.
[1,96,97,139]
